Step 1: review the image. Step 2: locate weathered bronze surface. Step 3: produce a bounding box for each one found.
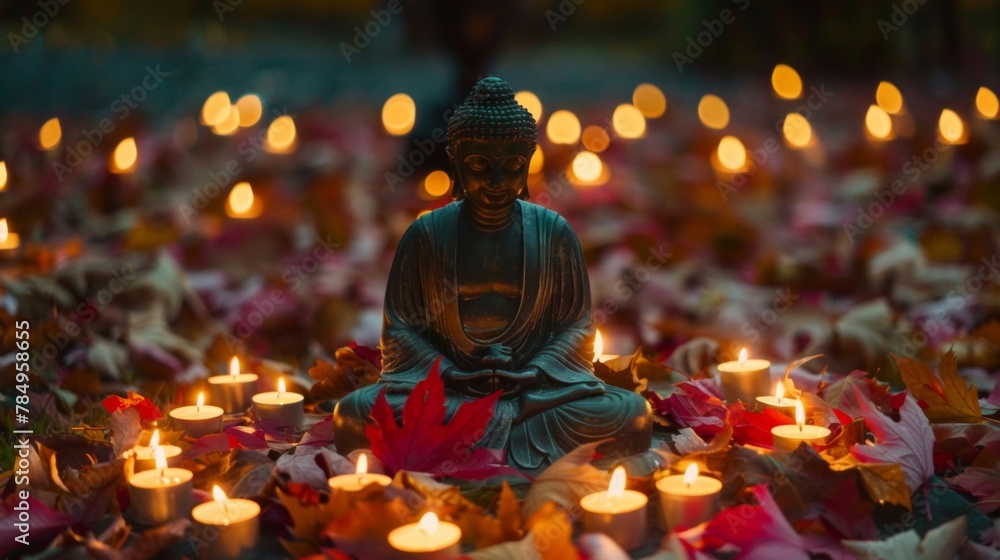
[333,77,652,471]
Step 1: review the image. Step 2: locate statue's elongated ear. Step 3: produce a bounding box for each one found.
[446,145,464,200]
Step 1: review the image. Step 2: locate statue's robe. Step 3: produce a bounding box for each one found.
[335,200,651,470]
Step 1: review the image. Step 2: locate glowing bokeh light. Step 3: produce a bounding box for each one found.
[39,118,62,150]
[202,91,232,126]
[864,105,892,140]
[632,83,666,118]
[976,87,999,119]
[236,94,263,127]
[717,136,747,171]
[782,113,813,148]
[528,148,544,174]
[612,104,646,139]
[212,105,241,136]
[382,93,416,136]
[697,95,729,130]
[546,110,581,145]
[514,91,543,122]
[581,125,611,152]
[571,151,603,183]
[423,170,451,198]
[771,64,803,99]
[266,116,297,153]
[111,137,138,173]
[875,81,903,115]
[938,109,965,144]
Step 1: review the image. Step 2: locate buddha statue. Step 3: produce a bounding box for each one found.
[333,77,653,471]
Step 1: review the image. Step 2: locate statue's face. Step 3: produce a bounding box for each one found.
[452,139,533,209]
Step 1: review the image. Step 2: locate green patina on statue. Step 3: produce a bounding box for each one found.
[333,77,652,471]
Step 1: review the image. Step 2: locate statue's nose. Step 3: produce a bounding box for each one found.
[489,167,504,187]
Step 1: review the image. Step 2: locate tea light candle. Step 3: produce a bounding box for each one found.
[580,466,648,551]
[208,357,259,413]
[328,454,392,493]
[755,382,798,415]
[252,377,304,429]
[656,463,722,532]
[593,330,620,362]
[191,485,261,560]
[134,430,182,472]
[771,399,831,452]
[169,392,224,438]
[718,348,771,406]
[128,446,194,526]
[387,512,461,559]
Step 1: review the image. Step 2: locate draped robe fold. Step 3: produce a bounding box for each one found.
[335,200,651,470]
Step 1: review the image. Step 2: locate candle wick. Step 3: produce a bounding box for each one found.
[798,423,803,433]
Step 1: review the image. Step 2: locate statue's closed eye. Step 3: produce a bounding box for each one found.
[465,155,491,171]
[503,157,526,172]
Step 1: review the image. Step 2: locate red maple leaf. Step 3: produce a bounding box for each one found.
[365,358,520,479]
[728,403,795,448]
[101,391,162,420]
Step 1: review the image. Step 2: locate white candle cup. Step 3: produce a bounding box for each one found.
[192,498,261,559]
[134,444,182,472]
[655,472,722,532]
[208,374,259,414]
[387,513,462,560]
[580,491,648,551]
[170,405,224,438]
[717,359,771,407]
[755,395,798,415]
[252,391,304,429]
[771,424,831,452]
[128,468,194,526]
[328,472,392,493]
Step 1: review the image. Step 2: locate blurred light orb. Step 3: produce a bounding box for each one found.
[0,161,6,191]
[236,94,263,127]
[266,116,297,153]
[782,113,812,148]
[112,137,137,173]
[632,83,666,118]
[875,81,903,114]
[202,91,232,126]
[771,64,802,99]
[698,95,729,130]
[865,105,892,140]
[423,170,451,198]
[976,87,999,119]
[40,117,62,150]
[582,125,611,153]
[382,93,416,136]
[528,147,544,174]
[514,91,543,122]
[212,105,241,136]
[227,182,255,214]
[571,151,602,183]
[612,104,646,139]
[546,110,581,145]
[717,136,746,171]
[938,109,965,144]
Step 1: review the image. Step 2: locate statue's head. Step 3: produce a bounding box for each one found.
[446,77,537,206]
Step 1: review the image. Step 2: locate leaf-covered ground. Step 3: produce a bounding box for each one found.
[2,76,1000,558]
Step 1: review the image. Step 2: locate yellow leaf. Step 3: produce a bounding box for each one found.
[526,502,578,560]
[894,351,981,423]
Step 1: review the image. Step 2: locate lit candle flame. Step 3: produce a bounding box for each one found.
[39,117,62,150]
[593,330,604,360]
[0,161,7,191]
[683,463,699,487]
[356,453,368,475]
[938,109,965,144]
[865,105,893,140]
[154,445,167,477]
[278,377,286,395]
[149,429,160,448]
[417,512,439,536]
[738,348,748,364]
[226,182,256,216]
[775,383,785,403]
[0,219,8,243]
[229,356,240,377]
[197,392,205,412]
[607,466,626,501]
[212,485,231,517]
[112,137,138,173]
[795,399,805,433]
[212,485,228,504]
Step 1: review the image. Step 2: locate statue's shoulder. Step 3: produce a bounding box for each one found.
[519,201,575,235]
[405,202,461,238]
